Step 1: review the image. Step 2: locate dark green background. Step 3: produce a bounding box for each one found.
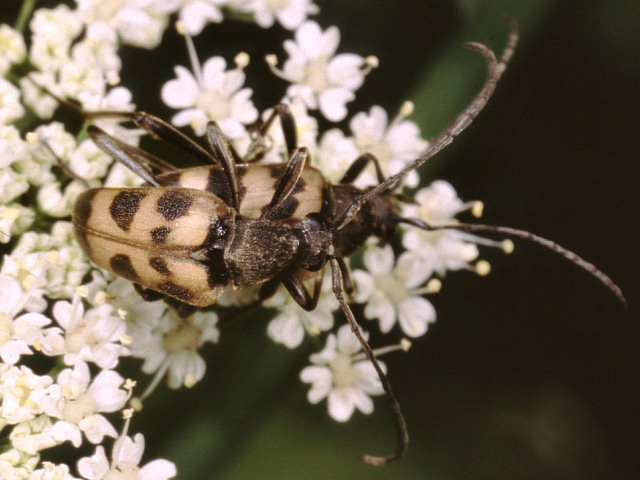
[3,1,638,478]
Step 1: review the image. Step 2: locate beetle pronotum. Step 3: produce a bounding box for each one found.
[32,16,624,466]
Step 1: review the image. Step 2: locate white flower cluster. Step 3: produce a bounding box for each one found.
[0,0,512,474]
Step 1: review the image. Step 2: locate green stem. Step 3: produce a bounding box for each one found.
[15,0,39,34]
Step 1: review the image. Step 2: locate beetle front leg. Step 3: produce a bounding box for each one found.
[281,270,322,311]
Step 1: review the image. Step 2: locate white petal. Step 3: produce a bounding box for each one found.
[318,88,354,122]
[140,459,178,480]
[363,245,394,275]
[327,389,355,422]
[267,314,304,349]
[161,66,199,108]
[398,296,436,337]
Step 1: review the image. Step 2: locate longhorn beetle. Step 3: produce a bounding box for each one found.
[35,17,625,466]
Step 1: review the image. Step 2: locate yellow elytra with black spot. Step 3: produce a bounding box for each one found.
[156,163,325,220]
[73,187,234,307]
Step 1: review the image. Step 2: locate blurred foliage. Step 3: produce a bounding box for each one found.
[2,0,638,478]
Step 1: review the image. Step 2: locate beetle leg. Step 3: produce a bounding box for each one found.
[282,270,322,311]
[339,152,386,184]
[85,108,220,167]
[87,125,161,186]
[261,147,309,219]
[245,103,298,162]
[329,257,408,466]
[205,121,240,211]
[25,79,220,168]
[336,257,354,296]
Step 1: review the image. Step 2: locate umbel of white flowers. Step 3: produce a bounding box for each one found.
[0,1,509,477]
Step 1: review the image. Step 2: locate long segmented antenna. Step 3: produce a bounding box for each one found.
[399,217,627,307]
[335,16,519,232]
[329,258,408,466]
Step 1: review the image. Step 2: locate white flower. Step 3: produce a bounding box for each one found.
[0,205,35,243]
[9,415,58,455]
[300,325,384,422]
[264,272,338,349]
[0,365,53,425]
[17,122,76,187]
[170,0,227,35]
[347,104,427,188]
[8,223,91,300]
[401,181,508,277]
[0,78,24,124]
[37,180,86,218]
[161,55,258,138]
[19,72,59,119]
[312,128,359,184]
[76,86,140,147]
[29,461,79,480]
[267,21,374,121]
[129,309,219,390]
[76,0,170,49]
[77,433,177,480]
[0,170,29,205]
[28,5,82,72]
[67,140,112,182]
[0,275,51,364]
[41,294,128,369]
[0,254,49,313]
[0,24,26,76]
[0,448,39,479]
[240,0,319,30]
[103,162,146,188]
[352,245,437,338]
[42,362,127,447]
[0,124,27,168]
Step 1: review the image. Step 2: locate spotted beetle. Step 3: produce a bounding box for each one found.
[36,17,623,466]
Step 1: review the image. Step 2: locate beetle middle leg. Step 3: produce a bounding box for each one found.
[244,103,298,162]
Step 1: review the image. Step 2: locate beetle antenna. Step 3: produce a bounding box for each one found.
[335,15,519,233]
[329,258,409,466]
[398,217,627,307]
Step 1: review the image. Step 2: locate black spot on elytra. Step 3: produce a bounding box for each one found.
[149,256,171,275]
[157,281,194,302]
[150,226,170,244]
[157,190,193,220]
[110,191,147,231]
[110,254,141,282]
